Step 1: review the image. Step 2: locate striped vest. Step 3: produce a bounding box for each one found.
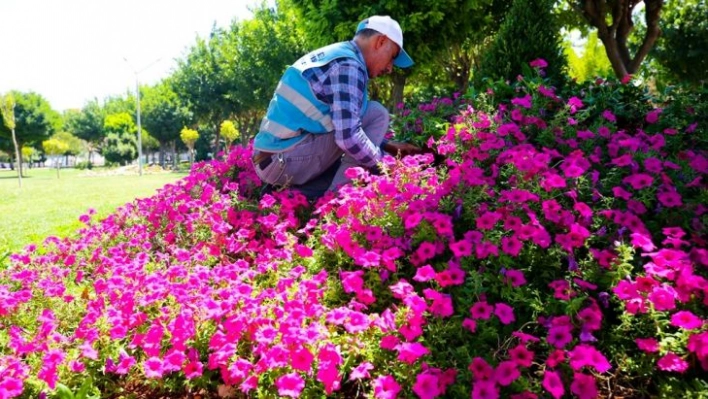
[253,41,369,152]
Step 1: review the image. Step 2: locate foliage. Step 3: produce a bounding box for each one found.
[564,30,614,83]
[219,120,240,146]
[179,127,199,148]
[50,132,84,156]
[475,0,567,87]
[42,138,70,178]
[0,91,60,151]
[140,80,191,150]
[651,0,708,85]
[282,0,508,107]
[63,101,105,147]
[101,112,137,166]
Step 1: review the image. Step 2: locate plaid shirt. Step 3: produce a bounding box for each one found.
[301,41,383,168]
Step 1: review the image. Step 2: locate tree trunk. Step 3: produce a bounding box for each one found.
[390,71,407,111]
[11,128,22,188]
[576,0,664,79]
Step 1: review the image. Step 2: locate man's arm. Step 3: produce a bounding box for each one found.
[328,61,383,169]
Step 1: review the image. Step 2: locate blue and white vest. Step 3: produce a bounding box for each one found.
[253,41,369,152]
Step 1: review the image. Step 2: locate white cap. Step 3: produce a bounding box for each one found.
[356,15,414,68]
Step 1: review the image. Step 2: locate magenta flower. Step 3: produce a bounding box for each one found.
[542,370,565,399]
[143,357,164,379]
[670,311,703,330]
[413,265,437,282]
[568,344,612,373]
[396,342,430,364]
[494,303,515,325]
[471,379,499,399]
[372,375,401,399]
[530,58,548,68]
[469,357,494,381]
[349,362,374,381]
[635,338,660,353]
[290,347,314,372]
[509,344,534,367]
[504,269,526,287]
[570,372,598,399]
[657,352,689,373]
[494,360,520,386]
[547,324,573,349]
[412,371,441,399]
[276,372,305,398]
[470,301,494,320]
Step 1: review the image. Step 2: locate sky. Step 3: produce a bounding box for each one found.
[0,0,262,112]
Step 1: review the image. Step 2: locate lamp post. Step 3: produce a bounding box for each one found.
[123,57,161,176]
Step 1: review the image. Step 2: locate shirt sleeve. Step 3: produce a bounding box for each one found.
[327,60,383,168]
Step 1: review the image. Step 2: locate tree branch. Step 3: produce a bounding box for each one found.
[614,0,633,68]
[629,0,663,73]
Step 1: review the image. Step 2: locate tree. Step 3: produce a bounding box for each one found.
[102,112,137,166]
[63,100,105,166]
[476,0,567,85]
[220,120,240,151]
[651,0,707,85]
[0,91,59,179]
[0,93,21,187]
[42,137,69,178]
[180,127,199,165]
[560,0,664,79]
[140,80,191,168]
[282,0,501,106]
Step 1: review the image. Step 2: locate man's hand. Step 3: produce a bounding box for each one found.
[382,141,422,158]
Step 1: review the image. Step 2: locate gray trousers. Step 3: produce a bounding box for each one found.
[254,101,389,197]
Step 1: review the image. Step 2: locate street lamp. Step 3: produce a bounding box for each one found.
[123,57,161,176]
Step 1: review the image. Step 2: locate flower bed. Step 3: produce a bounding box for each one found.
[0,64,706,398]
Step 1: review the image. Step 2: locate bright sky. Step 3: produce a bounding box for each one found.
[0,0,261,112]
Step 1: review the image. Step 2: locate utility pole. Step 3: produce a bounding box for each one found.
[123,57,161,176]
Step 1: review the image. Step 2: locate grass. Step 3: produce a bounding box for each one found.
[0,166,187,255]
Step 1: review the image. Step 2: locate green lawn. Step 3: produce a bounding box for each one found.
[0,167,186,255]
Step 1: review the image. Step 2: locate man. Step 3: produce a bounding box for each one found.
[252,15,420,199]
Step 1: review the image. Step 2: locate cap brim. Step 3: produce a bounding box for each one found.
[393,49,413,68]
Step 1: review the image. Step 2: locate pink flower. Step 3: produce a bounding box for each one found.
[657,352,689,373]
[413,265,437,282]
[470,301,494,320]
[494,303,515,325]
[645,108,662,124]
[511,94,533,109]
[670,311,703,330]
[290,347,314,372]
[469,357,494,381]
[462,318,478,333]
[547,325,573,348]
[396,342,430,364]
[276,372,305,398]
[635,338,660,353]
[505,269,526,287]
[183,361,203,379]
[413,371,441,399]
[567,96,584,114]
[349,362,374,381]
[373,375,401,399]
[471,379,499,399]
[602,109,616,122]
[570,373,598,399]
[143,357,164,378]
[542,370,565,399]
[568,344,612,373]
[493,360,520,386]
[509,344,534,367]
[0,377,24,398]
[530,58,548,68]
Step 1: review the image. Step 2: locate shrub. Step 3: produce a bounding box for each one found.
[474,0,567,87]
